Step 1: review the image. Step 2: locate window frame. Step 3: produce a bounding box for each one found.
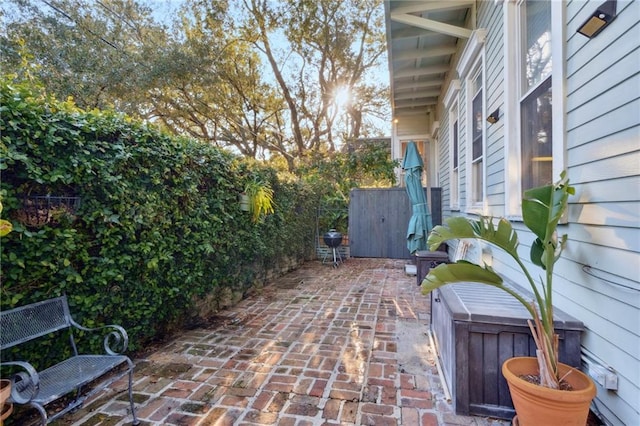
[503,0,566,218]
[456,29,488,214]
[444,80,461,211]
[465,58,486,213]
[451,110,460,210]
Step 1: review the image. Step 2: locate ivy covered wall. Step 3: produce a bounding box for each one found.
[0,79,319,363]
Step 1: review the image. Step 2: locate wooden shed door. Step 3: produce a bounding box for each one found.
[348,188,441,259]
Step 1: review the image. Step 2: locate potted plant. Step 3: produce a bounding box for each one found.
[0,378,12,424]
[421,172,595,425]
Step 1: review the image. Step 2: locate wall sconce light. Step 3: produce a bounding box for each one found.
[486,108,500,124]
[577,0,617,38]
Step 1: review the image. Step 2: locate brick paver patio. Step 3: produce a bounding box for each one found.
[53,258,510,426]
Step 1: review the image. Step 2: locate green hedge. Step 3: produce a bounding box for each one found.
[0,79,318,366]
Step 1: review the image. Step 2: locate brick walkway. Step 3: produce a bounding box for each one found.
[57,258,510,426]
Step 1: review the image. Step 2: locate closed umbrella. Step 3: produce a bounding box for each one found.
[402,141,433,255]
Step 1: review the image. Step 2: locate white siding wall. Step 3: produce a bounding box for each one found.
[439,111,453,216]
[563,1,640,424]
[435,1,640,424]
[481,1,506,213]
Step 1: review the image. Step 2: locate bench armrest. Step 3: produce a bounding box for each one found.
[70,320,130,355]
[3,360,40,404]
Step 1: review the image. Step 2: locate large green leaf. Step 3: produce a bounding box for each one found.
[522,172,574,268]
[530,238,546,269]
[523,172,573,242]
[420,262,503,294]
[522,185,553,242]
[427,216,519,258]
[421,262,537,319]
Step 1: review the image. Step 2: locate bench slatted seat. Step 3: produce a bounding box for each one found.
[0,296,139,425]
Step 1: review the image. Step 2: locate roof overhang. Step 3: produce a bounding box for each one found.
[384,0,475,120]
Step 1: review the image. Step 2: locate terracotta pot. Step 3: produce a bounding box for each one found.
[0,379,12,424]
[502,357,596,426]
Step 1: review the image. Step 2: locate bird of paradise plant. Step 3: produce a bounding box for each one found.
[0,201,12,237]
[244,178,275,223]
[421,171,575,389]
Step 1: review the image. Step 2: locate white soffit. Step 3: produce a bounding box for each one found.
[385,1,475,120]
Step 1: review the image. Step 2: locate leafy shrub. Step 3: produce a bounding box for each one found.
[0,77,318,365]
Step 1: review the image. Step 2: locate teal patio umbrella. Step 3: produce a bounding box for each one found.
[402,141,433,255]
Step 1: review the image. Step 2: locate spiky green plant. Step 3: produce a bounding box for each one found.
[244,179,274,223]
[422,171,575,389]
[0,200,12,237]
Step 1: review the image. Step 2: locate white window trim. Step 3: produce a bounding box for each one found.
[457,30,488,78]
[503,0,520,217]
[430,122,440,187]
[550,1,567,183]
[444,79,461,210]
[449,103,460,210]
[503,0,566,219]
[457,29,487,214]
[465,58,487,214]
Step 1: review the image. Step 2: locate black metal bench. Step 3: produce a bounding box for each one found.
[0,295,139,425]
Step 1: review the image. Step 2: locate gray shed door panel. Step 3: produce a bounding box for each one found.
[349,188,441,259]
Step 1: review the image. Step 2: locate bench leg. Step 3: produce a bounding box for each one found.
[127,369,140,425]
[29,402,48,426]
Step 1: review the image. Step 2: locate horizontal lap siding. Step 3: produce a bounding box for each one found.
[439,113,452,216]
[563,1,640,425]
[458,88,468,209]
[432,2,638,420]
[482,1,505,216]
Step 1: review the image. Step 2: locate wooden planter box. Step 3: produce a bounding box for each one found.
[415,249,449,286]
[430,281,584,420]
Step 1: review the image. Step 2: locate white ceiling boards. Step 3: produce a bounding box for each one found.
[384,1,475,119]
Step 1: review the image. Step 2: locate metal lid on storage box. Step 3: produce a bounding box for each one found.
[437,281,584,330]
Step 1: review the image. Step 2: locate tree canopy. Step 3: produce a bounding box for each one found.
[0,0,390,171]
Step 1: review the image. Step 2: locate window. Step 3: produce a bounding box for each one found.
[521,78,552,190]
[452,117,460,209]
[470,67,484,205]
[444,79,461,210]
[504,1,564,216]
[456,28,487,213]
[520,0,553,191]
[456,30,487,212]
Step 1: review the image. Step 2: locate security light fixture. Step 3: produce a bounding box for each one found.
[486,108,500,124]
[577,0,617,38]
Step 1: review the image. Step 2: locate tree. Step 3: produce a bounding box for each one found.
[0,0,168,112]
[299,138,398,233]
[240,0,389,158]
[0,0,391,170]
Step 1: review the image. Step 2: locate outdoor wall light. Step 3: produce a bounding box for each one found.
[486,108,500,124]
[577,0,617,38]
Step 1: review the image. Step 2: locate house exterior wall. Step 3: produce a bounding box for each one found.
[433,1,639,425]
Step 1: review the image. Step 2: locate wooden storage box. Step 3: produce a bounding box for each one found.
[430,281,584,420]
[415,249,449,286]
